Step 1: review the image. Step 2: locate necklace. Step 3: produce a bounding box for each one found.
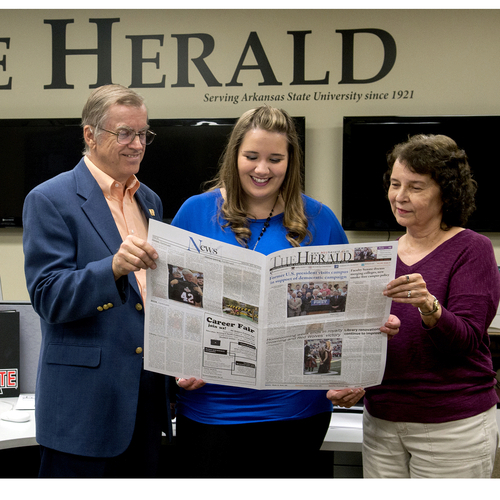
[250,196,279,251]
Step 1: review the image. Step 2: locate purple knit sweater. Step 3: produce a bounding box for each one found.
[365,229,500,423]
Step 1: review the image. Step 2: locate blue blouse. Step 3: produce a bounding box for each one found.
[171,189,348,424]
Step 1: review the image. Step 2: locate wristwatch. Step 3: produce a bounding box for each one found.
[419,295,439,316]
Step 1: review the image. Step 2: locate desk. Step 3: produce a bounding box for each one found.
[5,395,499,455]
[0,398,37,450]
[321,410,363,452]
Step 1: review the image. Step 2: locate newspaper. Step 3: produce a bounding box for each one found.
[144,219,398,390]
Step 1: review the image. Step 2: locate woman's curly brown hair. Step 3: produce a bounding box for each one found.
[383,134,477,229]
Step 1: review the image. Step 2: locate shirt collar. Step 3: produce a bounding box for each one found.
[84,155,140,200]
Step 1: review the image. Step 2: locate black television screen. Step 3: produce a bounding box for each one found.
[0,116,305,227]
[342,115,500,233]
[1,118,84,227]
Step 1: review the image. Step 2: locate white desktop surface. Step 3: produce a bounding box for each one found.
[5,398,499,456]
[0,398,37,450]
[321,410,363,452]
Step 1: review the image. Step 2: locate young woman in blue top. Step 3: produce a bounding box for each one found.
[171,105,400,478]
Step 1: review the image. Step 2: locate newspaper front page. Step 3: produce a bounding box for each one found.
[144,219,398,390]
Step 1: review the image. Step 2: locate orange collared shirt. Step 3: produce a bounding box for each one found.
[84,156,148,303]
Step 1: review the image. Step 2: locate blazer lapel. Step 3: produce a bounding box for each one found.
[74,159,123,256]
[135,187,162,223]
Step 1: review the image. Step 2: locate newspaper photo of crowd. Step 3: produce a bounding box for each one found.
[287,281,348,317]
[353,246,377,261]
[304,338,342,376]
[168,264,204,308]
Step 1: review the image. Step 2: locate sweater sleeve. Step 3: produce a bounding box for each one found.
[426,234,500,354]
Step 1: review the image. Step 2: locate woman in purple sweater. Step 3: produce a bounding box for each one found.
[363,134,500,478]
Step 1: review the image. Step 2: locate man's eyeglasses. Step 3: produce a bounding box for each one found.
[99,127,156,146]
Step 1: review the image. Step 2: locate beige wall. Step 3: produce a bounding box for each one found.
[1,9,500,300]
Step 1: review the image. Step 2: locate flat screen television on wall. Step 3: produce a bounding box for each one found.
[0,116,305,228]
[342,115,500,233]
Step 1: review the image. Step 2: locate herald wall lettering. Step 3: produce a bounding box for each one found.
[127,34,166,88]
[0,37,12,89]
[337,29,397,84]
[226,31,281,87]
[44,18,118,89]
[171,33,222,88]
[0,18,398,90]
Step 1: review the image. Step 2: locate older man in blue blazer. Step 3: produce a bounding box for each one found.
[23,85,173,478]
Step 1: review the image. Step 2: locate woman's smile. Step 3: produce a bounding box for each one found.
[251,176,271,185]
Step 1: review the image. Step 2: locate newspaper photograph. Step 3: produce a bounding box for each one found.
[144,219,398,390]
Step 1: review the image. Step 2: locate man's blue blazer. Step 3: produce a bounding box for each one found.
[23,158,172,458]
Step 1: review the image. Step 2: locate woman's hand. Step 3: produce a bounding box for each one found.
[176,377,206,391]
[384,273,441,326]
[326,387,365,408]
[380,314,400,340]
[384,273,429,307]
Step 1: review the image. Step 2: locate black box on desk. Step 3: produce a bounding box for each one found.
[0,310,20,397]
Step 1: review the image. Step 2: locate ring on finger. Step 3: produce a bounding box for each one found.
[407,290,411,298]
[406,275,410,283]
